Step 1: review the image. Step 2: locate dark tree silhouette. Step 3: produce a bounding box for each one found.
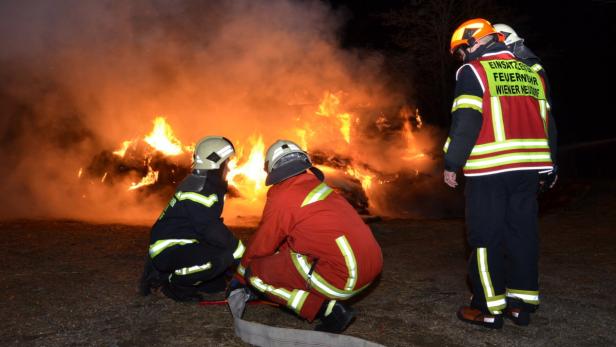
[381,0,508,126]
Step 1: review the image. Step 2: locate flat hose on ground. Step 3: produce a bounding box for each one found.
[227,289,385,347]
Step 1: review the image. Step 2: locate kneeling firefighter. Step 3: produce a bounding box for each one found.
[139,136,245,302]
[232,140,383,333]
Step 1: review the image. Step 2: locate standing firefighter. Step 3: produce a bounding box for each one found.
[494,22,558,191]
[444,18,557,328]
[233,140,383,333]
[139,136,245,302]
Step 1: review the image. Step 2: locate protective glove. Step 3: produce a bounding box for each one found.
[538,165,558,193]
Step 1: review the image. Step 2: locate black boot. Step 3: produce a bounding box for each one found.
[314,300,355,334]
[139,255,165,296]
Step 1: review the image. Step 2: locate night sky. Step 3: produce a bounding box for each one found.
[334,0,616,146]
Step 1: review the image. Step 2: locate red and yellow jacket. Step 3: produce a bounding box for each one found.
[238,173,383,295]
[444,48,555,176]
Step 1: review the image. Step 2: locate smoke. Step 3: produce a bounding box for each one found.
[0,0,459,224]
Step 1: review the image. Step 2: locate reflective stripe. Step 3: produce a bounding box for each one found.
[249,276,292,301]
[335,236,357,291]
[486,295,507,309]
[466,152,551,169]
[237,264,246,277]
[291,252,368,299]
[531,64,543,72]
[289,289,310,314]
[443,137,451,153]
[301,183,333,207]
[175,192,218,207]
[470,139,549,155]
[149,239,197,258]
[451,95,483,112]
[465,166,553,177]
[490,96,506,142]
[478,248,506,314]
[325,300,336,316]
[539,99,548,134]
[507,288,540,305]
[233,240,246,259]
[216,145,234,158]
[477,248,494,297]
[174,262,211,276]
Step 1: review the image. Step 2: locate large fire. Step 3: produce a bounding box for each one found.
[78,92,428,222]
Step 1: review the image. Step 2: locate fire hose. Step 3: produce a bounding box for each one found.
[225,288,385,347]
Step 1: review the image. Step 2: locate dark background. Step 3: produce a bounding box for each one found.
[332,0,616,146]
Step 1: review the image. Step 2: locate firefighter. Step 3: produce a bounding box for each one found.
[444,18,557,328]
[139,136,245,302]
[232,140,383,333]
[494,23,558,191]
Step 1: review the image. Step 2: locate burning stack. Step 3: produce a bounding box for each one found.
[78,93,431,220]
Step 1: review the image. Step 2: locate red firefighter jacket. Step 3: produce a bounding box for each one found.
[444,49,554,176]
[239,172,383,294]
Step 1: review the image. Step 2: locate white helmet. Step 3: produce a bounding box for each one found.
[493,23,524,46]
[193,136,234,170]
[264,139,322,186]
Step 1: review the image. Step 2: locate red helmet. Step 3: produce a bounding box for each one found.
[450,18,504,54]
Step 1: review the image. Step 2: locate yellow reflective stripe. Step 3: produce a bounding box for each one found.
[176,191,218,207]
[470,139,549,155]
[486,294,507,309]
[325,300,336,316]
[466,152,551,169]
[477,248,495,298]
[335,236,357,291]
[233,240,245,259]
[507,288,540,304]
[288,289,310,314]
[149,239,197,258]
[531,64,543,72]
[301,182,333,207]
[290,252,368,299]
[477,249,505,315]
[443,137,451,153]
[237,264,246,277]
[174,262,212,276]
[491,96,506,142]
[451,95,483,112]
[539,99,548,134]
[249,276,292,301]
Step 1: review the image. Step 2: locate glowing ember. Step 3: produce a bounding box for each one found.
[227,136,268,201]
[129,166,159,191]
[113,140,133,157]
[345,166,373,191]
[400,106,426,161]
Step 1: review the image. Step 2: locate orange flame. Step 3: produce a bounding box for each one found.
[400,106,425,161]
[144,117,184,156]
[129,166,159,191]
[345,166,373,191]
[113,140,133,157]
[316,92,352,144]
[227,135,267,201]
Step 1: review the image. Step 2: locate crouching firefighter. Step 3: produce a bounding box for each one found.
[232,140,383,334]
[139,136,245,302]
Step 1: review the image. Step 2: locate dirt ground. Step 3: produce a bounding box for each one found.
[1,178,615,347]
